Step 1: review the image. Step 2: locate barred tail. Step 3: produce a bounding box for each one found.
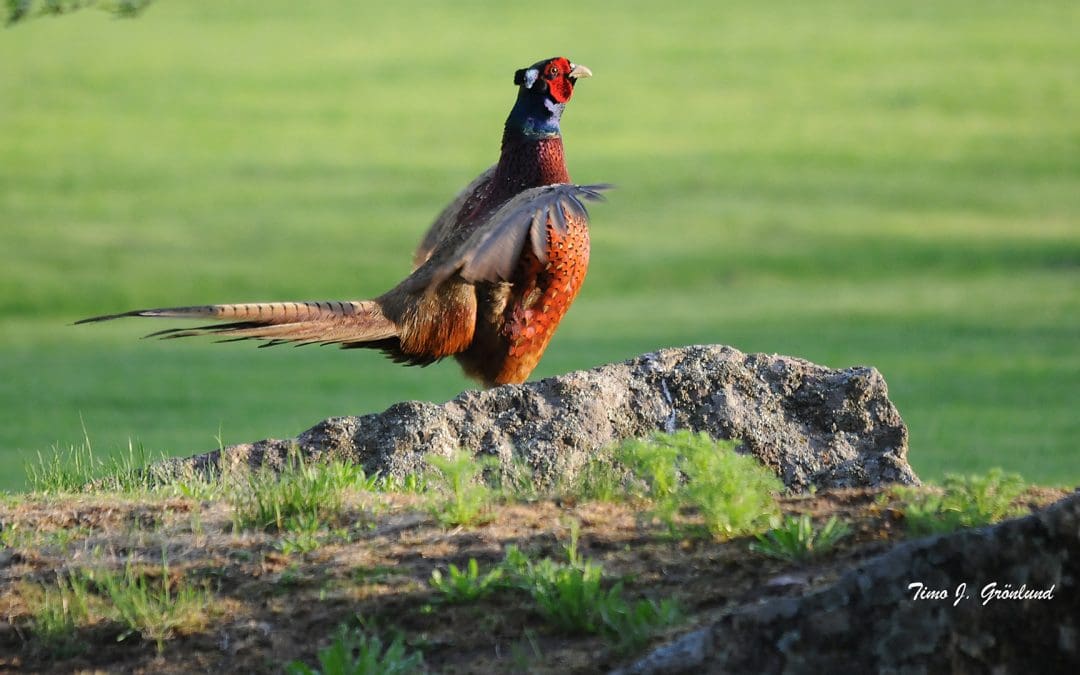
[75,300,399,347]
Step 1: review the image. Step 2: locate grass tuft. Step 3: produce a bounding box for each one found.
[375,473,428,494]
[29,572,94,658]
[25,438,160,495]
[227,447,370,536]
[558,454,628,503]
[27,554,213,654]
[90,556,212,653]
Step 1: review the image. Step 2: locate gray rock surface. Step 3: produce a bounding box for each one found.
[614,491,1080,674]
[160,345,916,491]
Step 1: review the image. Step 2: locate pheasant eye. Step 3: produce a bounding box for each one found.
[548,66,559,78]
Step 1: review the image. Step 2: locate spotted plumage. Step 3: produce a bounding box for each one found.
[78,57,608,388]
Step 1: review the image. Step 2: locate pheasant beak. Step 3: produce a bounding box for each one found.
[568,63,593,81]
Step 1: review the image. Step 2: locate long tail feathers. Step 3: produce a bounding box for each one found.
[75,301,399,348]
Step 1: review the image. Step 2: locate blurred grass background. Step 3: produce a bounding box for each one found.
[1,0,1077,490]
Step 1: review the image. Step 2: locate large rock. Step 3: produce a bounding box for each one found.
[614,491,1080,674]
[161,345,916,491]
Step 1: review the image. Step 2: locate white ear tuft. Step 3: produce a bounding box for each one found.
[523,68,539,89]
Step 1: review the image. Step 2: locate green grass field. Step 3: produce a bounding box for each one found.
[1,1,1077,491]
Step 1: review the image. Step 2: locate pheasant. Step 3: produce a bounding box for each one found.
[78,56,608,387]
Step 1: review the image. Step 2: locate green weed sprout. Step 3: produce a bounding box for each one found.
[897,468,1026,536]
[619,431,783,538]
[750,514,852,561]
[499,523,680,652]
[285,625,423,675]
[424,450,498,527]
[429,558,504,603]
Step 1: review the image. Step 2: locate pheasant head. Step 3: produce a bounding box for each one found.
[506,56,592,140]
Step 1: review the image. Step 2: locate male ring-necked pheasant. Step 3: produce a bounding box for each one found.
[78,56,608,387]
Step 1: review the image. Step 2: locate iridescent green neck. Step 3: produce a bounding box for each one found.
[503,89,564,146]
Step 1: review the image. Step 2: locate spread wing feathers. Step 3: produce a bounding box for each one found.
[75,301,399,347]
[413,165,496,269]
[424,183,611,289]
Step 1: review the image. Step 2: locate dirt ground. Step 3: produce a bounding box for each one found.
[0,486,1069,674]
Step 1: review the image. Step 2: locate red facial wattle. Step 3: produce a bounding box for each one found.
[545,57,575,104]
[548,77,573,103]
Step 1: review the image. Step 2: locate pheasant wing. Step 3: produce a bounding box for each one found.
[424,183,610,288]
